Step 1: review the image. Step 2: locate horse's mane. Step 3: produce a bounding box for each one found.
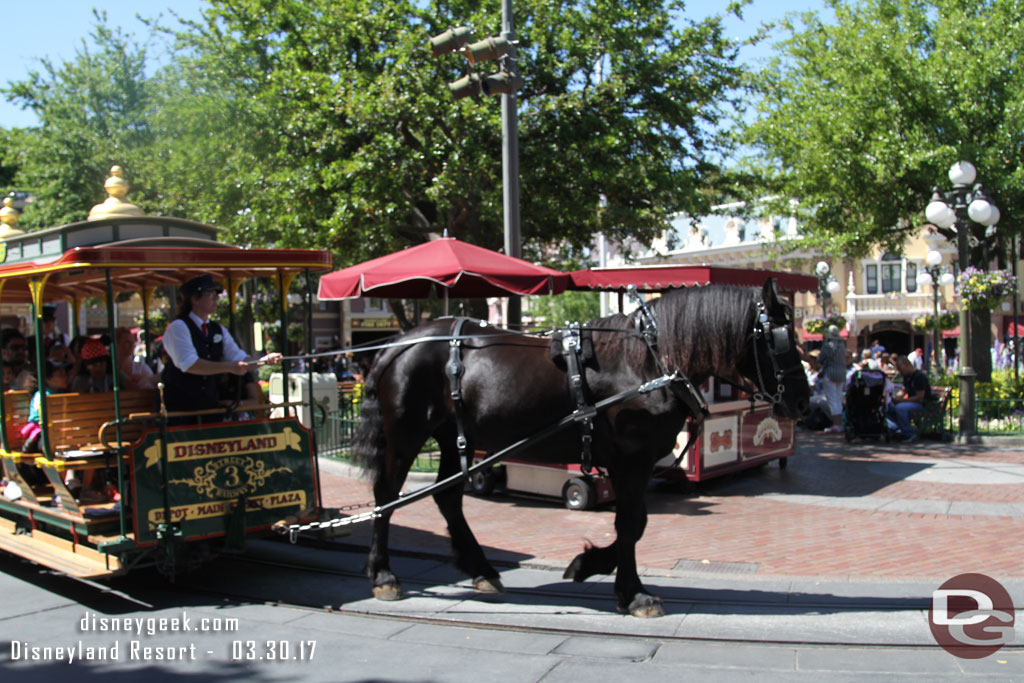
[588,285,758,381]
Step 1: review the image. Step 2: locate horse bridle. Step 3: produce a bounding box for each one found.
[749,300,804,408]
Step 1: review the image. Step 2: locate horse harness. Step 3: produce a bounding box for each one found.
[278,312,710,541]
[446,317,474,476]
[717,299,803,410]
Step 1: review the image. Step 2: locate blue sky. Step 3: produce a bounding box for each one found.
[2,1,826,129]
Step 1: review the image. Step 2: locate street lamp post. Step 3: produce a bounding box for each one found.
[924,161,1001,441]
[916,250,955,373]
[815,261,841,318]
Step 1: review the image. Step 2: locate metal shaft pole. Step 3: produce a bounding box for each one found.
[932,279,941,374]
[954,197,976,441]
[1013,233,1020,385]
[501,0,521,330]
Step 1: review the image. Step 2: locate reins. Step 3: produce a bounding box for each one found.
[275,372,687,542]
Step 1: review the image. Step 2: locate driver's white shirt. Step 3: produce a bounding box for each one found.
[163,312,247,371]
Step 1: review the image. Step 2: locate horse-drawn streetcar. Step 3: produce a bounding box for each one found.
[0,172,331,579]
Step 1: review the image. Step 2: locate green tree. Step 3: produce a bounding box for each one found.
[527,290,602,329]
[1,12,160,228]
[741,0,1024,379]
[148,0,747,262]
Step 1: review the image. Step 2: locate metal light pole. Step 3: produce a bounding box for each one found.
[925,161,1001,442]
[501,0,522,330]
[916,250,954,374]
[815,261,841,318]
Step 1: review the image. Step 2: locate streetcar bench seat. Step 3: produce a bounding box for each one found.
[2,390,32,449]
[46,390,157,453]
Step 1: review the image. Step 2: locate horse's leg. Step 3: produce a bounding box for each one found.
[431,425,504,594]
[610,464,662,617]
[562,538,617,582]
[366,432,421,601]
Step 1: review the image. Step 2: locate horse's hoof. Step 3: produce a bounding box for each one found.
[473,576,506,594]
[372,584,403,601]
[562,555,584,582]
[623,594,664,618]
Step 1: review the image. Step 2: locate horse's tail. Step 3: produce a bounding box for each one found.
[352,362,387,477]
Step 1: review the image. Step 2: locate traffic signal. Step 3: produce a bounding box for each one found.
[466,36,512,65]
[449,73,483,100]
[429,27,474,57]
[481,71,523,96]
[430,27,521,100]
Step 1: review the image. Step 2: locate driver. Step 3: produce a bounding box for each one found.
[161,274,280,420]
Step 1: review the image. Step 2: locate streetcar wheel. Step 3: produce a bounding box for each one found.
[562,477,594,510]
[470,468,497,496]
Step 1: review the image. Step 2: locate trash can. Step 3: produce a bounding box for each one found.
[268,372,338,428]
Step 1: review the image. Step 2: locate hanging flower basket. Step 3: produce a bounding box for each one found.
[803,314,846,335]
[956,267,1015,311]
[911,312,958,332]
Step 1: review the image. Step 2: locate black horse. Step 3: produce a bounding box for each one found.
[352,278,809,617]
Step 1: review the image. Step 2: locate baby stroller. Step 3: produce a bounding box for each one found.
[843,369,890,442]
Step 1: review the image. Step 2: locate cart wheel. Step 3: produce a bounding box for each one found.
[562,477,595,511]
[778,457,788,470]
[470,468,497,496]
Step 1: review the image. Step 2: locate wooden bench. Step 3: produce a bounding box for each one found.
[46,390,156,453]
[2,390,32,449]
[912,386,953,440]
[33,390,155,516]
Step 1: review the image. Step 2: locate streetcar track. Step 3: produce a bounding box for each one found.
[228,552,932,613]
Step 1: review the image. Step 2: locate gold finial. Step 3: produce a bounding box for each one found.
[0,196,25,239]
[88,165,144,220]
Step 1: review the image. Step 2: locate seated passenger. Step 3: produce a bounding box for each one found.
[22,359,72,453]
[115,327,156,390]
[71,339,114,393]
[2,329,36,392]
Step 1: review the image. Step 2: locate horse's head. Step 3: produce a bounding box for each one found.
[741,278,811,419]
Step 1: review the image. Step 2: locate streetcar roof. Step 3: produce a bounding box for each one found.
[0,240,331,302]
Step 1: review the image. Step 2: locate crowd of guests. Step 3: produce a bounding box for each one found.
[2,321,158,397]
[803,326,933,442]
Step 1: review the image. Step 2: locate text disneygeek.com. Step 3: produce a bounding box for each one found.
[7,611,316,663]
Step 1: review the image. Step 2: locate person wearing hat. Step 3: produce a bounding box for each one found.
[817,324,848,433]
[162,274,281,419]
[27,305,70,363]
[71,338,114,393]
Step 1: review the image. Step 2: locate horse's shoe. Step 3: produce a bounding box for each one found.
[473,576,506,594]
[372,584,403,601]
[618,593,664,619]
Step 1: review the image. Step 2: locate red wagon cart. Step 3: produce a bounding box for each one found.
[473,265,816,507]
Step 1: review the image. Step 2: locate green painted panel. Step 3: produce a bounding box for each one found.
[131,418,315,545]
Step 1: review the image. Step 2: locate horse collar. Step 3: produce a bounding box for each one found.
[751,300,799,408]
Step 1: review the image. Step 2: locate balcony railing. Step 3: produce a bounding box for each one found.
[846,292,937,319]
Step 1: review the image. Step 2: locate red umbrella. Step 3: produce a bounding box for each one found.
[317,238,569,306]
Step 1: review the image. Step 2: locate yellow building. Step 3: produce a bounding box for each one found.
[624,203,1022,360]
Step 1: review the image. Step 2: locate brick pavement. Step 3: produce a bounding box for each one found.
[316,431,1024,581]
